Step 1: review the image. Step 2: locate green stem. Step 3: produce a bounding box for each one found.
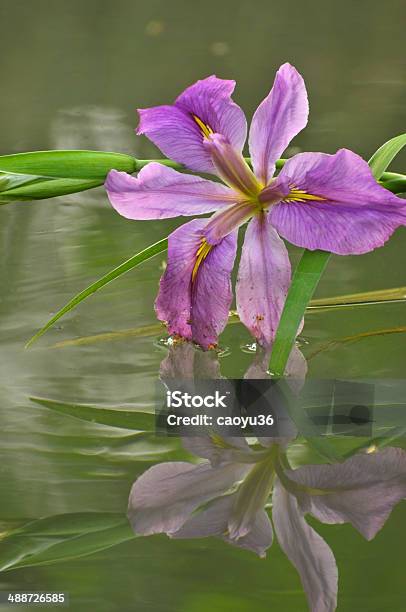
[135,157,287,172]
[134,158,405,194]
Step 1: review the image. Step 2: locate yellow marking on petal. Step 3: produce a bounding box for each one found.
[192,114,214,138]
[285,188,326,203]
[366,444,377,454]
[192,239,212,282]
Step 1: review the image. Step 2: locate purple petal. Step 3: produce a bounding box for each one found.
[191,231,238,347]
[155,220,202,342]
[258,174,291,206]
[173,495,273,558]
[273,149,406,254]
[204,133,260,196]
[182,435,253,467]
[272,480,338,612]
[225,508,273,558]
[155,219,237,348]
[249,63,309,185]
[236,213,291,347]
[105,163,234,220]
[204,200,256,245]
[137,76,247,174]
[171,494,234,538]
[286,447,406,540]
[127,460,248,536]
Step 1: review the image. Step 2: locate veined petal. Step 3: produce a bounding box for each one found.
[204,133,261,196]
[236,213,291,347]
[191,230,238,348]
[258,175,291,206]
[137,76,247,174]
[272,480,338,612]
[204,200,256,245]
[286,447,406,540]
[155,220,203,342]
[155,219,237,349]
[128,460,248,536]
[249,63,309,185]
[171,495,235,539]
[105,163,235,220]
[273,149,406,254]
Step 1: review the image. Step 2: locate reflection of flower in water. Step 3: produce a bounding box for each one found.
[128,343,406,612]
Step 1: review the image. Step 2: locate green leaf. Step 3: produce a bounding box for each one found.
[369,133,406,179]
[0,150,137,179]
[0,150,137,202]
[26,237,168,348]
[31,397,155,431]
[269,133,406,376]
[269,250,331,376]
[0,513,135,572]
[0,176,103,202]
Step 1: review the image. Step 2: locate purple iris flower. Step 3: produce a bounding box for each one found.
[105,63,406,349]
[128,434,406,612]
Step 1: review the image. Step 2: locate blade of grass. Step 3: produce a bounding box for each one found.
[26,238,168,348]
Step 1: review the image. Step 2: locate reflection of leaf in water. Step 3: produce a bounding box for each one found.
[30,397,155,431]
[309,326,406,360]
[342,425,406,459]
[52,323,167,348]
[307,285,406,311]
[0,513,135,572]
[46,286,406,349]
